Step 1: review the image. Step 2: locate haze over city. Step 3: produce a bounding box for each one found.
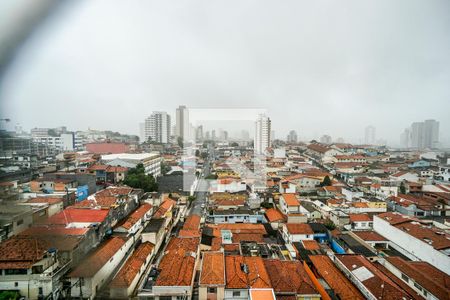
[1,0,450,146]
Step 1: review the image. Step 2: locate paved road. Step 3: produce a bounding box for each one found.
[189,146,214,216]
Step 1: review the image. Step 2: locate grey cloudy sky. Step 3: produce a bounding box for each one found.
[0,0,449,145]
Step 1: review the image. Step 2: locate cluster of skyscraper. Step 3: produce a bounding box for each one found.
[400,119,439,149]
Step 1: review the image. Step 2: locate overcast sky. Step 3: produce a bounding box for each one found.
[0,0,449,145]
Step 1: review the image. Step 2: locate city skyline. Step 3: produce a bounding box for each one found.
[1,1,449,146]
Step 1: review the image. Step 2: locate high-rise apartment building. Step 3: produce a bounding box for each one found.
[287,130,298,143]
[254,114,271,154]
[175,105,189,138]
[364,125,376,145]
[144,112,171,144]
[402,119,439,149]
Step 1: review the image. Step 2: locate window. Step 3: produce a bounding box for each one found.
[6,269,27,275]
[232,291,240,297]
[16,219,24,226]
[14,282,18,287]
[208,287,217,293]
[401,273,409,282]
[413,282,423,291]
[38,287,43,295]
[109,257,114,262]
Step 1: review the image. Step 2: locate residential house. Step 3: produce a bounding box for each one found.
[279,193,301,215]
[199,252,225,300]
[348,214,373,230]
[68,236,133,299]
[264,259,320,300]
[333,254,415,300]
[0,237,70,299]
[374,212,450,275]
[148,237,200,299]
[109,242,155,298]
[114,203,153,237]
[382,256,450,300]
[224,256,272,300]
[282,223,314,243]
[309,255,364,300]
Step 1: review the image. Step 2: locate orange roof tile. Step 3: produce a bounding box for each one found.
[199,252,225,286]
[118,203,152,230]
[69,237,127,278]
[225,256,271,289]
[281,193,300,206]
[156,237,199,287]
[286,223,314,235]
[263,259,317,295]
[349,213,372,222]
[353,231,387,242]
[110,242,154,288]
[302,240,320,251]
[265,208,286,222]
[26,197,63,205]
[336,255,411,300]
[309,255,364,300]
[0,237,50,269]
[153,199,176,219]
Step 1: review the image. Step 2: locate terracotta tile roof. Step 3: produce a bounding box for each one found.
[286,223,314,235]
[376,212,417,225]
[232,233,265,243]
[199,252,225,286]
[87,164,109,171]
[336,254,411,300]
[73,196,118,208]
[43,208,109,225]
[352,202,369,208]
[182,214,201,231]
[0,237,50,269]
[302,240,320,251]
[386,256,450,300]
[307,143,331,154]
[208,224,267,237]
[69,237,127,278]
[26,197,63,205]
[153,198,176,219]
[309,255,364,300]
[265,208,286,222]
[281,193,300,206]
[19,226,89,236]
[349,213,372,222]
[373,262,424,300]
[156,237,199,287]
[110,242,154,288]
[264,259,317,295]
[394,221,450,250]
[225,256,271,289]
[95,186,133,197]
[353,231,387,242]
[117,203,152,230]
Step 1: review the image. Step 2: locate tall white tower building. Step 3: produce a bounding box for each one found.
[364,125,376,145]
[175,105,189,138]
[254,114,271,154]
[144,111,171,143]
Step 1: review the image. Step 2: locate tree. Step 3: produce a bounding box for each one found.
[320,175,332,187]
[195,150,200,157]
[231,142,239,147]
[123,163,158,192]
[399,181,406,194]
[324,219,336,230]
[177,136,184,148]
